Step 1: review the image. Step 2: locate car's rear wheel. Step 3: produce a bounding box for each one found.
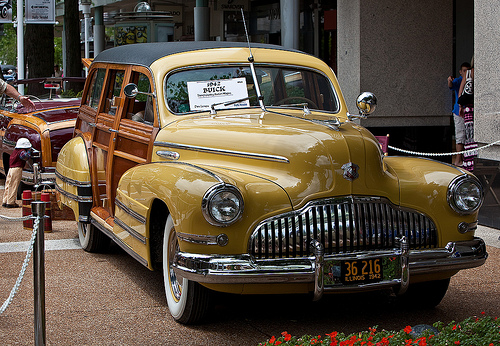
[78,221,109,252]
[396,278,450,308]
[163,215,210,324]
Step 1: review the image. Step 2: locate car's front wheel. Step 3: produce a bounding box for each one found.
[78,221,109,252]
[163,215,211,324]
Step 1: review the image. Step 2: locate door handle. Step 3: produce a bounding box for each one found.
[88,122,96,127]
[109,129,119,133]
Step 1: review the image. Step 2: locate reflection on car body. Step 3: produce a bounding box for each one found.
[55,42,487,324]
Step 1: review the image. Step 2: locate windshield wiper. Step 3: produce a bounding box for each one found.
[210,95,260,116]
[271,102,312,115]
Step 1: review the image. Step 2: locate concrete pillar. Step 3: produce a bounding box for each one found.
[280,0,299,49]
[337,0,453,127]
[475,1,500,160]
[94,6,105,56]
[194,0,210,41]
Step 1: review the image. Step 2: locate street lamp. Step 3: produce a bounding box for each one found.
[80,0,91,72]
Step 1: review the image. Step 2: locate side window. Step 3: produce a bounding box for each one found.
[125,72,154,125]
[86,68,105,110]
[104,70,125,115]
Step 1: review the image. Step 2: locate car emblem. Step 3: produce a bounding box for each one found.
[341,163,360,181]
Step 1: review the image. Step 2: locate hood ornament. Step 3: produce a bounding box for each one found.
[341,163,360,181]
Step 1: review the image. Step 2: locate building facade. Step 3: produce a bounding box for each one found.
[64,0,499,226]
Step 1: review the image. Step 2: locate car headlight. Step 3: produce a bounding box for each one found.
[202,184,244,226]
[447,175,483,214]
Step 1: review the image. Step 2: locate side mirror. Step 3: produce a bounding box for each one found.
[355,92,377,116]
[124,83,139,98]
[123,83,156,99]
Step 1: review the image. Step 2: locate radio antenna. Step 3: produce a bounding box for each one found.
[241,8,254,62]
[240,8,266,111]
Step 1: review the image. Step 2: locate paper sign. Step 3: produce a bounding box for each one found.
[25,0,56,24]
[187,77,249,112]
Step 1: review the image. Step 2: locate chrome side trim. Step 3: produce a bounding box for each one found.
[176,231,218,245]
[91,218,148,267]
[173,238,487,288]
[115,198,146,224]
[54,183,92,202]
[154,141,290,163]
[114,217,147,244]
[55,170,91,187]
[156,150,180,160]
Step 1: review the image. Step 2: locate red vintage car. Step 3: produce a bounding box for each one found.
[0,78,83,189]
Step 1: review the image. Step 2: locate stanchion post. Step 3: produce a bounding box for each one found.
[32,201,46,346]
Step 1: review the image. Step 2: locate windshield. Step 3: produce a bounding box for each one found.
[165,65,339,114]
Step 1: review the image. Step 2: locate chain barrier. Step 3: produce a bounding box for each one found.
[0,216,39,315]
[388,139,500,157]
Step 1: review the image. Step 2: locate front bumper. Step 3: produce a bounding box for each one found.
[21,165,56,185]
[173,237,487,300]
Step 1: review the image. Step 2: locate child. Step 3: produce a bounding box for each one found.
[2,138,32,208]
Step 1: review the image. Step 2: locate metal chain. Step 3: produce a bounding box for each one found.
[0,214,32,222]
[388,139,500,157]
[0,216,39,315]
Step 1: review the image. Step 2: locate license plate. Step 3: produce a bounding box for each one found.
[341,258,383,284]
[323,256,400,286]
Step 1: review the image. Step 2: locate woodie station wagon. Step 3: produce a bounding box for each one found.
[55,42,487,324]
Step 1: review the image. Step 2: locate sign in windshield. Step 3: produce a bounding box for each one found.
[187,78,250,111]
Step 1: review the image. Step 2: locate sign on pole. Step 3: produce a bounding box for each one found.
[0,0,13,23]
[25,0,55,24]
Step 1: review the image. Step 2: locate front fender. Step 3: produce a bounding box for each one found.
[385,156,479,246]
[115,162,292,255]
[55,134,92,222]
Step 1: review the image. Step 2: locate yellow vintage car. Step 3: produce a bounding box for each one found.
[55,42,487,324]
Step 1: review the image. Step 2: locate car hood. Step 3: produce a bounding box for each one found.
[155,111,400,209]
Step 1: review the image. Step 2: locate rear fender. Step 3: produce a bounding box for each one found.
[55,133,92,222]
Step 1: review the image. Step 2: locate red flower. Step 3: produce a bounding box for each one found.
[454,341,460,345]
[481,311,486,315]
[281,332,292,342]
[417,337,427,346]
[404,326,412,334]
[452,325,457,331]
[269,336,276,344]
[326,332,338,339]
[275,342,282,345]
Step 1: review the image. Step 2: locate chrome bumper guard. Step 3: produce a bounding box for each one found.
[173,237,487,300]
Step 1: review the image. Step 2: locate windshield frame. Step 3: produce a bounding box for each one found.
[163,63,341,116]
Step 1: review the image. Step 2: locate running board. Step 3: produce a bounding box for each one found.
[90,211,149,268]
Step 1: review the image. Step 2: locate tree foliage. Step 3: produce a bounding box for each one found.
[0,24,17,65]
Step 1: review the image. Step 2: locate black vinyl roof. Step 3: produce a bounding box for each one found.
[93,41,300,67]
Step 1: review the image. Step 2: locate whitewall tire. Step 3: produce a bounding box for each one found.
[163,215,210,324]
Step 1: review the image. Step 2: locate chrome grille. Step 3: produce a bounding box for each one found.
[249,197,437,259]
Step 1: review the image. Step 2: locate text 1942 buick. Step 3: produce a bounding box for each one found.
[55,42,487,324]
